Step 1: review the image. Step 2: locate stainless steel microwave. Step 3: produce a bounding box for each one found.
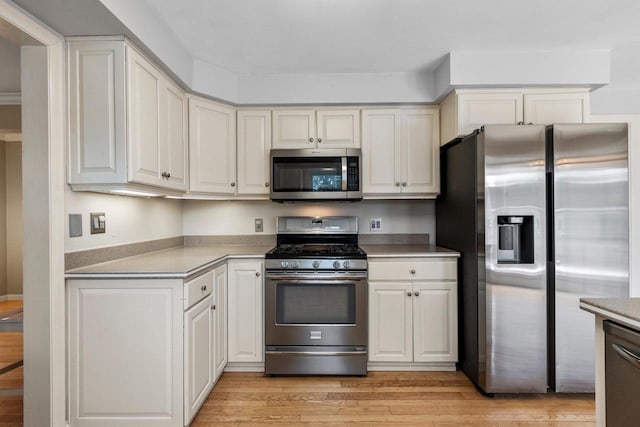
[270,148,362,201]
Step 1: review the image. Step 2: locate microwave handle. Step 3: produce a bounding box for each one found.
[341,157,347,191]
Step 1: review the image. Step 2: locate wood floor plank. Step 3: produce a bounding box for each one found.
[192,371,595,427]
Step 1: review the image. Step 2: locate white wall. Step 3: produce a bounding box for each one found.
[0,36,20,93]
[182,200,435,238]
[591,43,640,115]
[65,188,183,252]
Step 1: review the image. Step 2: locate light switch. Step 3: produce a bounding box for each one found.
[255,218,263,233]
[69,214,82,237]
[90,212,106,234]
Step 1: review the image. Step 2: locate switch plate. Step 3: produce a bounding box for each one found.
[370,218,382,232]
[69,214,83,237]
[255,218,264,233]
[90,212,106,234]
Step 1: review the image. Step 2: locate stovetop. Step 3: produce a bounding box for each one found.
[266,243,367,259]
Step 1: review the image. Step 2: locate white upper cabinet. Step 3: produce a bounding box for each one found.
[316,110,360,148]
[361,109,402,194]
[67,37,188,193]
[523,92,590,125]
[440,89,590,145]
[188,96,237,194]
[361,107,439,198]
[237,110,272,196]
[272,110,316,149]
[272,109,360,149]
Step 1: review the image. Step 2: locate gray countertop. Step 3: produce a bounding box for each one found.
[65,243,460,280]
[65,245,274,279]
[362,244,460,258]
[580,298,640,330]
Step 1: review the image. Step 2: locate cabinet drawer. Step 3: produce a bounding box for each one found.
[184,270,214,309]
[368,259,456,281]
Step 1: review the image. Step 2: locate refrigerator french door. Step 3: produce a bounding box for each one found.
[436,123,629,393]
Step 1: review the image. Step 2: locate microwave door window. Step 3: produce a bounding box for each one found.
[273,158,342,192]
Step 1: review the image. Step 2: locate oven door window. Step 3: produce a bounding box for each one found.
[276,283,356,324]
[272,157,343,192]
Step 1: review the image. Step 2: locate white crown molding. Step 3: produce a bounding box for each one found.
[0,93,21,105]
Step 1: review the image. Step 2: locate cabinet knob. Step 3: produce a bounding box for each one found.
[395,182,401,187]
[161,172,168,178]
[256,272,261,277]
[211,304,216,310]
[517,121,525,125]
[318,138,322,143]
[407,292,412,297]
[166,172,171,179]
[410,269,416,275]
[201,285,207,292]
[309,137,314,143]
[230,182,236,187]
[265,182,270,187]
[414,291,419,297]
[401,182,407,187]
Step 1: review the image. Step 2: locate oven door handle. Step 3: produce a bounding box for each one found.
[265,276,367,283]
[265,350,367,356]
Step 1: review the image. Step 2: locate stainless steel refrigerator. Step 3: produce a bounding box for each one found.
[436,124,629,393]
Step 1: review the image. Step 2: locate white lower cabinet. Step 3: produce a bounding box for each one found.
[212,264,228,381]
[184,294,214,425]
[368,258,458,370]
[227,260,264,368]
[67,279,185,427]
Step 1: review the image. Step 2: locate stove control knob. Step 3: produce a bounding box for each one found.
[291,262,299,269]
[333,261,341,269]
[280,261,289,269]
[343,261,351,269]
[312,260,320,269]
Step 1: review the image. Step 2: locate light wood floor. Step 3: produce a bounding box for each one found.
[192,372,595,426]
[0,300,23,426]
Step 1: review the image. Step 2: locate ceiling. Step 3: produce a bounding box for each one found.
[145,0,640,75]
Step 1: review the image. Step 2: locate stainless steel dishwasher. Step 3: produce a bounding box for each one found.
[604,320,640,426]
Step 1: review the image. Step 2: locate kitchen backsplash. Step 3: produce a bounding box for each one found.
[182,200,435,237]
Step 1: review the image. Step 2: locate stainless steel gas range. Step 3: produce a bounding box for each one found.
[264,216,368,376]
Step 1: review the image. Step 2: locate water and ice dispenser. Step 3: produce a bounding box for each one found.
[497,216,534,264]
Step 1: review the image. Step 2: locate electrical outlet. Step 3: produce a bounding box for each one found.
[69,214,83,237]
[255,218,264,233]
[369,218,382,232]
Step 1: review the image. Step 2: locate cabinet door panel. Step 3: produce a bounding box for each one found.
[68,40,127,184]
[227,261,263,363]
[524,93,589,125]
[213,265,228,381]
[189,98,236,194]
[368,282,413,362]
[272,110,316,149]
[184,295,214,425]
[361,110,402,195]
[237,110,271,195]
[127,47,162,186]
[457,93,524,136]
[67,280,183,426]
[161,81,188,190]
[413,282,458,362]
[401,109,439,194]
[316,110,360,148]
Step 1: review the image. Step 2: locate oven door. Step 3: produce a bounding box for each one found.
[265,274,367,346]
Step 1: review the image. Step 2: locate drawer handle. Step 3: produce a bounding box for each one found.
[410,269,416,275]
[612,343,640,369]
[201,285,207,292]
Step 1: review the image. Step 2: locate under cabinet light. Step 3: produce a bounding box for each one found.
[109,189,162,198]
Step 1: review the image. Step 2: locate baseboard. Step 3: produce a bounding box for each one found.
[7,294,23,301]
[367,362,456,371]
[224,362,265,372]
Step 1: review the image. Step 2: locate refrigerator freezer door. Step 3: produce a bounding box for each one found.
[553,123,629,392]
[483,125,548,393]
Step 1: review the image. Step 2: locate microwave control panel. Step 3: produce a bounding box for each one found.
[347,157,360,191]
